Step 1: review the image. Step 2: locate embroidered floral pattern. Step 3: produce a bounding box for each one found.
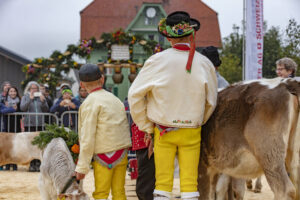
[172,120,192,124]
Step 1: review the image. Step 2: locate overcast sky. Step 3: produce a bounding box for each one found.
[0,0,299,61]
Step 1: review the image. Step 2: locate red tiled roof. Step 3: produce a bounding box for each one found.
[80,0,221,47]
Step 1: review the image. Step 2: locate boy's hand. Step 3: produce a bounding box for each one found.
[74,171,85,180]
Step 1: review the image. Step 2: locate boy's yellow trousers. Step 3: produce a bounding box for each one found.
[92,155,128,200]
[154,126,201,198]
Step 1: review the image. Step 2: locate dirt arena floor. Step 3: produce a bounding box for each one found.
[0,166,273,200]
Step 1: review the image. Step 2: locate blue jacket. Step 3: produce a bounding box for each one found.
[50,98,80,127]
[0,103,16,132]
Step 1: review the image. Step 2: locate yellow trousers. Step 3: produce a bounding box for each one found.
[92,155,128,200]
[154,126,201,197]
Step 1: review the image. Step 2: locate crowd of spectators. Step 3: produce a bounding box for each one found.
[0,81,88,172]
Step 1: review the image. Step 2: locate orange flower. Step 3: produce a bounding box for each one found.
[71,144,80,154]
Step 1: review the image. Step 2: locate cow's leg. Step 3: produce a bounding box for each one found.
[232,178,245,200]
[254,177,262,193]
[198,163,218,200]
[38,175,51,200]
[246,179,252,190]
[250,138,295,200]
[215,174,230,200]
[245,123,295,199]
[285,95,300,200]
[248,137,295,199]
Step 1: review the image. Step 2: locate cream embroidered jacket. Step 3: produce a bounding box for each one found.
[75,90,131,174]
[128,48,218,134]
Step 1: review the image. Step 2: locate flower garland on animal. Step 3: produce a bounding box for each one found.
[32,124,80,163]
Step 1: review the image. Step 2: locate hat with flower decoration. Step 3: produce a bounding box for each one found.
[158,11,200,38]
[158,11,200,73]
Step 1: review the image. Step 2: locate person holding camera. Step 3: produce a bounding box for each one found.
[20,81,49,132]
[20,81,48,172]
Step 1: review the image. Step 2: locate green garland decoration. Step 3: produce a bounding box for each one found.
[22,29,157,95]
[31,124,79,163]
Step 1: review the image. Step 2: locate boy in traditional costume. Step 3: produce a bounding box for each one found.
[128,11,218,200]
[75,64,131,200]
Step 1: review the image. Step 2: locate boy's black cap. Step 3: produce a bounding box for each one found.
[201,46,222,67]
[79,64,102,82]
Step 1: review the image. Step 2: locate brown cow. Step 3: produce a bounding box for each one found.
[0,132,41,165]
[198,78,300,200]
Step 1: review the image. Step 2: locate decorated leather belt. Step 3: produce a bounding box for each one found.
[94,149,127,169]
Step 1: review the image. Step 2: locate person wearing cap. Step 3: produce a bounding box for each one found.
[128,11,218,200]
[50,88,80,128]
[201,46,229,89]
[74,64,131,200]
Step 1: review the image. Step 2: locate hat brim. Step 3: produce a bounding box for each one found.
[190,18,200,31]
[158,18,201,38]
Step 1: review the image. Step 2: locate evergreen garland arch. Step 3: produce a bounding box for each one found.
[22,29,157,95]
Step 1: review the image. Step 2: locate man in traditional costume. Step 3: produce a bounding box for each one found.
[128,11,218,200]
[75,64,131,200]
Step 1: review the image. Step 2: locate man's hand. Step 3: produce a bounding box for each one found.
[148,139,154,159]
[74,171,85,180]
[144,133,152,147]
[144,133,154,159]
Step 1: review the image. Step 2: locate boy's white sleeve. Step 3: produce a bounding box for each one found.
[75,104,99,174]
[202,65,218,124]
[128,58,155,134]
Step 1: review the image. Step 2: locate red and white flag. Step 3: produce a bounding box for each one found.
[245,0,264,80]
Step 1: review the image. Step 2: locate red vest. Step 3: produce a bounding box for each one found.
[131,123,147,150]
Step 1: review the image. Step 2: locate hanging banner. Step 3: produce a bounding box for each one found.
[245,0,263,80]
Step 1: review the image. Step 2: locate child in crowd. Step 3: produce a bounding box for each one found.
[74,64,131,200]
[50,88,80,129]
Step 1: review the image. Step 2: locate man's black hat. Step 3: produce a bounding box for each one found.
[158,11,200,38]
[79,64,102,82]
[201,46,222,67]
